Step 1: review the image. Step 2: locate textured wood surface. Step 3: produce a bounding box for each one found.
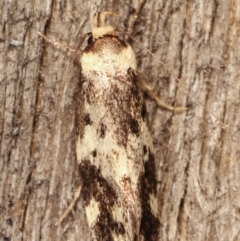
[1,0,240,240]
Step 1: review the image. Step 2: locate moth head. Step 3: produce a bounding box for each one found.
[92,11,118,40]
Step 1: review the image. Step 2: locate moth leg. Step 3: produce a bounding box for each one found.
[137,72,187,112]
[55,184,82,226]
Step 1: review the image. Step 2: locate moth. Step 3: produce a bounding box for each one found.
[76,11,160,241]
[39,10,185,241]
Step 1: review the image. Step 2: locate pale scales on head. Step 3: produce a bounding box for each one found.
[81,11,137,81]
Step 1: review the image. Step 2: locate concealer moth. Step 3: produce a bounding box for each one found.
[77,11,160,241]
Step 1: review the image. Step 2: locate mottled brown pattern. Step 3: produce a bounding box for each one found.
[77,33,159,240]
[105,67,143,147]
[79,159,125,241]
[140,152,160,241]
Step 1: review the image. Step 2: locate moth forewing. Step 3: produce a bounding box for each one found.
[77,12,160,240]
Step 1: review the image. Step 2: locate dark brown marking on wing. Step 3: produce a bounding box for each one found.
[79,160,125,240]
[129,117,140,135]
[92,149,97,157]
[98,123,107,138]
[139,152,160,240]
[84,113,92,125]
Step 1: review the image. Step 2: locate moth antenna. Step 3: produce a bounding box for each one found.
[99,11,118,27]
[38,32,83,53]
[126,0,145,40]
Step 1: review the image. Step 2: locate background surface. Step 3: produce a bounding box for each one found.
[1,0,240,240]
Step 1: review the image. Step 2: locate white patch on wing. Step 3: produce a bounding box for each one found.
[86,198,100,227]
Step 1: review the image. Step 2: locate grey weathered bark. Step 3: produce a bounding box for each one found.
[1,0,240,240]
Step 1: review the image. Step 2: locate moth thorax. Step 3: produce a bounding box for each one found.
[81,37,137,76]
